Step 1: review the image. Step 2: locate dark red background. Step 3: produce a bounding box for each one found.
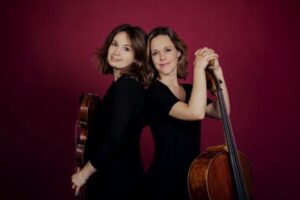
[2,0,300,199]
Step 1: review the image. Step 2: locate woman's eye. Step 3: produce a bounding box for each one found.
[165,48,172,52]
[124,47,131,52]
[151,52,158,56]
[111,42,118,47]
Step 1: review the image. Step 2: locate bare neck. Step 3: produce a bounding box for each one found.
[113,69,121,81]
[159,74,180,88]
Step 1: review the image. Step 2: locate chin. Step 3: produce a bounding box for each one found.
[160,67,173,74]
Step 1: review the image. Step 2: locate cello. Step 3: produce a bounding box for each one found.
[74,93,100,199]
[188,69,253,200]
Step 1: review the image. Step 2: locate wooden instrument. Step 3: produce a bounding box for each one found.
[74,93,100,199]
[188,69,253,200]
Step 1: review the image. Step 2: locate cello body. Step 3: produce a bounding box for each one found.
[188,145,253,200]
[188,69,253,200]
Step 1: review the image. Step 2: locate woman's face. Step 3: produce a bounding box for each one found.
[107,31,135,70]
[150,35,181,77]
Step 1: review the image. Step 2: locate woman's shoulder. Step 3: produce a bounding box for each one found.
[115,75,143,90]
[146,80,177,102]
[146,80,166,94]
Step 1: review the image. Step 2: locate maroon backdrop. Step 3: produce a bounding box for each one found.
[2,0,300,199]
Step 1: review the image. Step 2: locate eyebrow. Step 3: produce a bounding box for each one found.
[151,45,173,51]
[112,40,132,48]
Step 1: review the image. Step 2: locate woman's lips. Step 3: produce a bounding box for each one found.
[159,63,169,67]
[111,56,121,62]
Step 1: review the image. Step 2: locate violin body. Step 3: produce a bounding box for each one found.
[75,93,100,199]
[188,145,253,200]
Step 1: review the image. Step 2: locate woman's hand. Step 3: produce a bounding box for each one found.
[71,168,88,196]
[209,54,221,72]
[71,161,97,196]
[193,47,219,70]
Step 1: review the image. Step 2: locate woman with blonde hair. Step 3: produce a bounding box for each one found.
[145,26,231,200]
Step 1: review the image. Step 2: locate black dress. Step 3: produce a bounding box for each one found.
[84,75,146,200]
[146,80,208,200]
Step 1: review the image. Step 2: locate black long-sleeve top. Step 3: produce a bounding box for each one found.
[84,75,146,200]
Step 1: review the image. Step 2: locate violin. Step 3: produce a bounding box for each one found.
[188,69,253,200]
[74,93,100,199]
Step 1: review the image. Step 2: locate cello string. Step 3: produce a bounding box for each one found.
[217,88,245,199]
[213,70,249,200]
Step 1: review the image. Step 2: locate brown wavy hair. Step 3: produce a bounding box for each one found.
[146,26,188,82]
[96,24,152,87]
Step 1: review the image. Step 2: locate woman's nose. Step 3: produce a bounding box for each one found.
[159,52,165,60]
[113,47,121,55]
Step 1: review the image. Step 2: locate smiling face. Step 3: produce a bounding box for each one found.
[107,31,135,72]
[150,35,181,78]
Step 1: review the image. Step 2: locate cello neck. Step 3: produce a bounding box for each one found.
[206,68,249,200]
